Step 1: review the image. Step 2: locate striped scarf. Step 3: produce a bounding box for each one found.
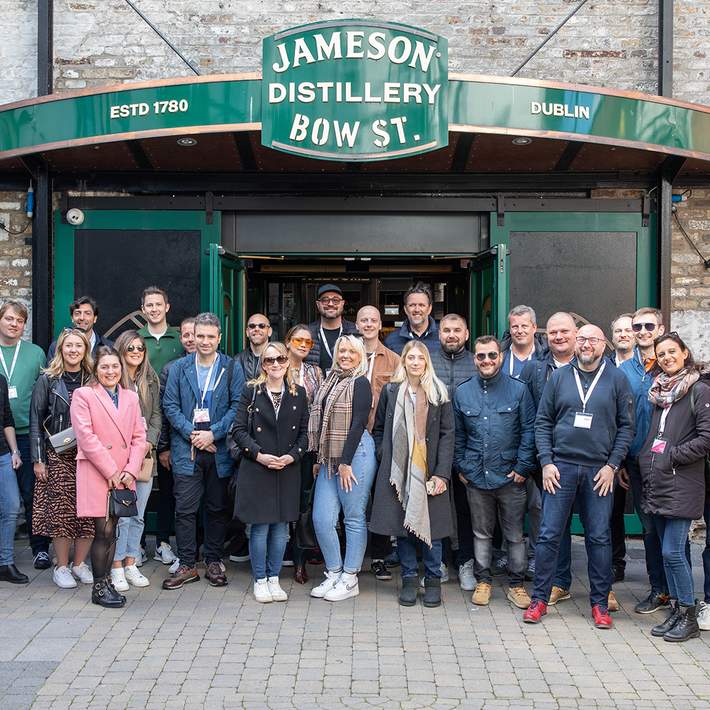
[389,383,431,546]
[308,366,356,475]
[648,367,700,408]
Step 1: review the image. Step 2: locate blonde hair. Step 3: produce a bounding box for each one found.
[43,329,93,379]
[333,334,368,378]
[114,330,157,403]
[248,342,298,396]
[391,341,449,406]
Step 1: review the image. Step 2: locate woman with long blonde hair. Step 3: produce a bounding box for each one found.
[30,328,95,589]
[370,340,455,608]
[232,342,309,602]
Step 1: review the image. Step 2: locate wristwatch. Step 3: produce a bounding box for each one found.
[607,463,619,473]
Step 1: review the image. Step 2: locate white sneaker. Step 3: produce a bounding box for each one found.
[254,578,273,603]
[71,562,93,584]
[698,601,710,631]
[420,563,449,588]
[267,576,288,602]
[458,559,476,592]
[124,564,150,587]
[154,542,178,565]
[310,570,341,598]
[324,572,359,602]
[53,565,77,589]
[168,557,181,574]
[111,567,129,592]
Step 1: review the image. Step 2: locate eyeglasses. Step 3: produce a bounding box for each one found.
[290,337,313,348]
[475,351,499,362]
[126,344,145,353]
[575,336,603,345]
[262,355,288,366]
[632,322,658,332]
[247,322,269,330]
[318,297,343,305]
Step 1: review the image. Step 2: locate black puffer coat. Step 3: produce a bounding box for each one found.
[639,380,710,520]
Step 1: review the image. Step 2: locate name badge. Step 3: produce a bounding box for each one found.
[7,386,17,400]
[193,408,210,424]
[573,412,593,429]
[651,438,667,454]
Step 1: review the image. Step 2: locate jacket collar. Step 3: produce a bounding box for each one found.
[476,369,503,386]
[185,352,227,405]
[438,345,469,361]
[399,316,438,340]
[91,383,131,447]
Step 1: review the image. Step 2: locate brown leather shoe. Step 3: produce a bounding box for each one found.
[608,590,620,612]
[162,565,200,590]
[294,564,309,585]
[205,561,228,587]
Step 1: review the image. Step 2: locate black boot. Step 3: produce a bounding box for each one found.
[664,603,700,642]
[423,577,441,608]
[399,576,418,606]
[92,577,125,608]
[0,564,29,584]
[107,578,127,604]
[651,599,680,637]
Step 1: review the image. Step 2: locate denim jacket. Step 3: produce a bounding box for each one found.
[163,352,245,478]
[453,370,536,489]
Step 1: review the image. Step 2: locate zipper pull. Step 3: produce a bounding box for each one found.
[673,467,676,476]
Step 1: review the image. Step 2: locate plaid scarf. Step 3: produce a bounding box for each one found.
[389,383,431,546]
[648,367,700,408]
[308,366,356,475]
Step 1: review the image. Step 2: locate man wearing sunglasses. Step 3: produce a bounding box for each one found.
[524,325,634,629]
[306,284,357,374]
[453,336,536,610]
[237,313,272,381]
[619,307,671,614]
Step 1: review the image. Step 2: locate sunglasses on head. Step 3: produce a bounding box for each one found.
[632,322,658,332]
[475,351,499,362]
[126,344,145,353]
[247,322,269,330]
[290,337,313,348]
[262,355,288,366]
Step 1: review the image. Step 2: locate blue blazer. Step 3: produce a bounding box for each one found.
[163,352,245,478]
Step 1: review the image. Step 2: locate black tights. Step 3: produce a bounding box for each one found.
[92,516,117,579]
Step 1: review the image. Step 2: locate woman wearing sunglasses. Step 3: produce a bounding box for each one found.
[30,328,95,589]
[285,324,323,584]
[233,342,309,602]
[110,330,161,592]
[308,334,376,602]
[370,340,454,607]
[639,332,710,642]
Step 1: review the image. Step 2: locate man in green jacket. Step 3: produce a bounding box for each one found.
[138,286,183,375]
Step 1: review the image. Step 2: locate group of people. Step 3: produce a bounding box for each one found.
[0,281,708,643]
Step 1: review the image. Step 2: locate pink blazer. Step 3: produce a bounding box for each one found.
[71,384,147,518]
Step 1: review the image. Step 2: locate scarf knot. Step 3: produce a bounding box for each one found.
[648,368,700,408]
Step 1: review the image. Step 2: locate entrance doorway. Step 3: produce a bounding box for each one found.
[244,257,471,342]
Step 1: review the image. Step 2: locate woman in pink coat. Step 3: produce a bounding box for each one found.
[71,346,146,608]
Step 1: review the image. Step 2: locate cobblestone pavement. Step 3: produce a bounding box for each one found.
[3,539,710,709]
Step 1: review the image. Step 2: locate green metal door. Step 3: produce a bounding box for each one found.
[468,244,508,340]
[208,244,244,356]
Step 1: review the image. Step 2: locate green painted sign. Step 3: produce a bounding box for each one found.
[261,20,449,161]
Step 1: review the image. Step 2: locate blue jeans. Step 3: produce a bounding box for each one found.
[249,522,289,580]
[553,515,573,590]
[651,515,694,606]
[313,431,376,574]
[114,479,152,562]
[704,500,710,604]
[627,457,668,594]
[0,453,21,565]
[532,462,613,607]
[397,534,443,579]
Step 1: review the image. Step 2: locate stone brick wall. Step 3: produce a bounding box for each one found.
[671,190,710,363]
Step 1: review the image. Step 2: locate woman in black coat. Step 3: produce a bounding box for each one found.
[370,341,455,608]
[233,342,309,603]
[639,332,710,642]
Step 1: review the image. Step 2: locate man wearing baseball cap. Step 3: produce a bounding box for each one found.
[307,284,358,373]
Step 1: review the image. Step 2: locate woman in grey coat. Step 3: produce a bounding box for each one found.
[370,341,455,608]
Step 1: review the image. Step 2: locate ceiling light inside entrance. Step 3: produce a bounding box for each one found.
[512,136,532,145]
[177,136,198,147]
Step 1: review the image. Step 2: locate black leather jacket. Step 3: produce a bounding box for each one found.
[30,373,74,464]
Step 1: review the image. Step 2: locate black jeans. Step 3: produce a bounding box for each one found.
[467,482,527,586]
[173,451,229,568]
[155,460,175,545]
[92,515,117,579]
[611,480,627,571]
[293,452,317,565]
[16,433,50,555]
[452,472,475,566]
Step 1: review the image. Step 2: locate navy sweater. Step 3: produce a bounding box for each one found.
[535,359,635,469]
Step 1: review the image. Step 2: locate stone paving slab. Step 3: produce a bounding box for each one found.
[2,538,710,708]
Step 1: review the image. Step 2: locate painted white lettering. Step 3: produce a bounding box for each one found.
[580,106,590,120]
[409,41,437,71]
[530,101,541,114]
[314,32,343,62]
[363,83,382,102]
[422,84,441,104]
[391,116,407,143]
[387,36,412,64]
[345,84,362,102]
[553,104,564,116]
[269,83,286,103]
[110,106,120,119]
[292,37,316,68]
[333,120,360,148]
[367,32,386,60]
[346,31,365,58]
[289,113,309,141]
[542,103,553,116]
[272,42,290,73]
[298,82,316,102]
[312,117,330,145]
[402,84,422,104]
[383,82,400,102]
[372,119,390,148]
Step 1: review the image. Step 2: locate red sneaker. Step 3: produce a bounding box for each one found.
[523,599,548,624]
[592,604,613,629]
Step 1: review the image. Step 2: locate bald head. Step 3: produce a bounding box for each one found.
[575,323,607,370]
[546,312,577,361]
[356,305,382,346]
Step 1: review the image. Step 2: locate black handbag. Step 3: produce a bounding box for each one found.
[294,484,317,550]
[228,385,258,463]
[107,488,138,518]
